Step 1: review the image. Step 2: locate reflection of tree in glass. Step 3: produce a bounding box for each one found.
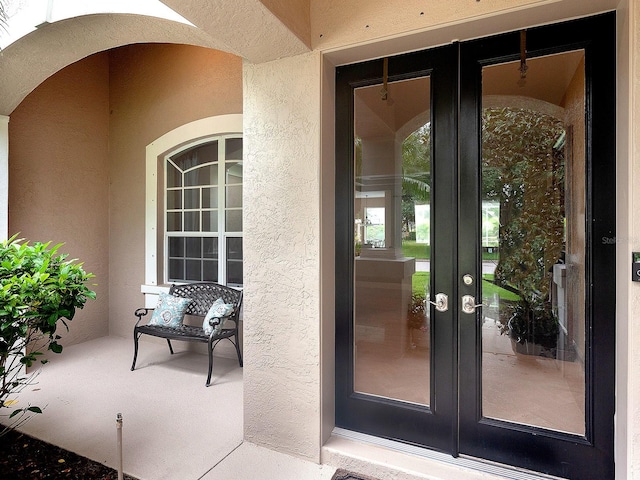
[482,107,565,298]
[402,124,431,237]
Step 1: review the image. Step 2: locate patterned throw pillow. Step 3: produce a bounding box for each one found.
[202,297,235,335]
[148,292,192,328]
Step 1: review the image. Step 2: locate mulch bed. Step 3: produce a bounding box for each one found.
[0,429,138,479]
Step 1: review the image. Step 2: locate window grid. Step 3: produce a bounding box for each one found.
[165,135,242,286]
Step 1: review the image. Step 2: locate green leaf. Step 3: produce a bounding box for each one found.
[0,235,95,418]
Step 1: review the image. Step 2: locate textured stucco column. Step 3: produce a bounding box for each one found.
[243,52,322,461]
[0,115,7,240]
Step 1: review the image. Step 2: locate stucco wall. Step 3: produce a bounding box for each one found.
[243,52,322,461]
[312,0,547,50]
[8,52,111,348]
[108,44,243,338]
[260,0,311,46]
[312,0,617,65]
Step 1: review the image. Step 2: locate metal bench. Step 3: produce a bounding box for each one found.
[131,282,243,386]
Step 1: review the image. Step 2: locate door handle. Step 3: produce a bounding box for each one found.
[429,293,448,312]
[461,295,485,314]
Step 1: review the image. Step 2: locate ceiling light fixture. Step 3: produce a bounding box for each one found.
[380,57,389,101]
[519,29,528,79]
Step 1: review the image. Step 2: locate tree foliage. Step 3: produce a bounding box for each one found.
[369,106,565,302]
[0,236,96,435]
[482,107,565,297]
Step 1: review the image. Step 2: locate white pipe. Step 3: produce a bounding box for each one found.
[116,413,123,480]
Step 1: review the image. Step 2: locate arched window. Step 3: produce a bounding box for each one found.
[144,114,243,291]
[165,136,243,285]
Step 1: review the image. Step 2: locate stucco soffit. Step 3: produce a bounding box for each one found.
[0,14,232,115]
[159,0,311,63]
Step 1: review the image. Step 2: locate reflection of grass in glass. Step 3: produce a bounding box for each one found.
[402,241,499,261]
[482,274,520,301]
[411,271,520,302]
[403,241,430,259]
[412,272,430,296]
[482,250,499,261]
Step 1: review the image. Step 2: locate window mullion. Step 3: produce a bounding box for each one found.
[218,139,226,284]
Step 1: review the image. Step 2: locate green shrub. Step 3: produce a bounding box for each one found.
[0,236,96,434]
[407,293,427,330]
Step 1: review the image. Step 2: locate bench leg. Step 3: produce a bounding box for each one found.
[166,339,174,354]
[234,338,243,367]
[131,330,140,371]
[206,343,214,387]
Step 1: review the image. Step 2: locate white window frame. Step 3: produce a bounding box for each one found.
[143,115,242,300]
[164,134,243,284]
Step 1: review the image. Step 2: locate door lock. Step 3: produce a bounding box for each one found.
[461,295,485,314]
[429,293,448,312]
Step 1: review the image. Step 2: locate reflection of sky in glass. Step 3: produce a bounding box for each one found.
[415,204,430,244]
[365,207,384,244]
[482,201,499,247]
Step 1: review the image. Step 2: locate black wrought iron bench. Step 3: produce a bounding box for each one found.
[131,282,243,386]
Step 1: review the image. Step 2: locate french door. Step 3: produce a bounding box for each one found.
[335,13,615,479]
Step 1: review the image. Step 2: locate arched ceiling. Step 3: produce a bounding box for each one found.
[354,49,581,143]
[0,0,311,115]
[355,77,431,140]
[0,14,237,115]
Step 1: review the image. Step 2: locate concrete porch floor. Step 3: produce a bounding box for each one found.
[3,336,559,480]
[3,336,336,480]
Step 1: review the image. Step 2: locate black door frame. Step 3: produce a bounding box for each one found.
[335,43,459,454]
[457,12,616,478]
[335,12,615,479]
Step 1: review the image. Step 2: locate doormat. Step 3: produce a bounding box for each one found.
[331,469,379,480]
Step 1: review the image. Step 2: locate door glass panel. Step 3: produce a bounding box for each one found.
[480,51,586,434]
[353,76,431,406]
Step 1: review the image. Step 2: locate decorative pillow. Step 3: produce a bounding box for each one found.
[148,293,192,328]
[202,297,235,335]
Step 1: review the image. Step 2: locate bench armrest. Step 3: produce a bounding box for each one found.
[206,317,221,326]
[134,308,153,327]
[205,309,238,336]
[205,310,235,326]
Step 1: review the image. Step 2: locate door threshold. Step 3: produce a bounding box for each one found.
[324,428,565,480]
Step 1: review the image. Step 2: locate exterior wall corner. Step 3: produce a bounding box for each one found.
[243,51,323,462]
